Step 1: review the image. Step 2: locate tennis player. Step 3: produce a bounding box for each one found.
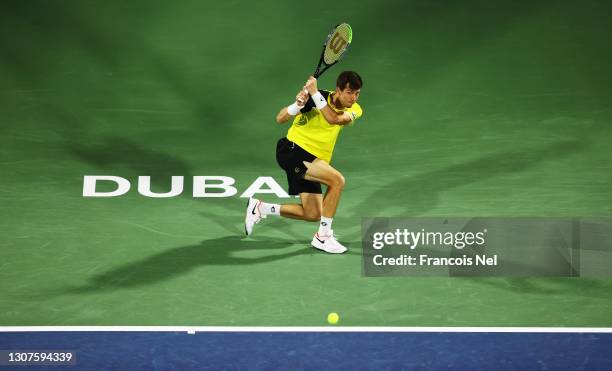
[245,71,363,254]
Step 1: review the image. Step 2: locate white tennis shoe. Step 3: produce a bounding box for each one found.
[311,230,347,254]
[244,198,265,236]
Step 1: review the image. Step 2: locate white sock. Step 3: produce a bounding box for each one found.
[318,216,333,236]
[260,202,280,216]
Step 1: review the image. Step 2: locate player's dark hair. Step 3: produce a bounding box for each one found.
[336,71,362,90]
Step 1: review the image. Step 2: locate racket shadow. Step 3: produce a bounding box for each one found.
[468,277,612,300]
[349,139,588,218]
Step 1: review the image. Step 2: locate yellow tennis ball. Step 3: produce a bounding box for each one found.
[327,312,339,325]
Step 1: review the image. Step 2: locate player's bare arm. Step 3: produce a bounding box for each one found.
[247,71,362,254]
[276,89,309,124]
[304,76,354,125]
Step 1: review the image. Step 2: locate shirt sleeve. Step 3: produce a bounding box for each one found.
[346,103,363,126]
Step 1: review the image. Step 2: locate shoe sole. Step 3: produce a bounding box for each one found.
[244,198,250,236]
[311,241,347,254]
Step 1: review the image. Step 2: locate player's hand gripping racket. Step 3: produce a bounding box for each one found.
[313,23,352,78]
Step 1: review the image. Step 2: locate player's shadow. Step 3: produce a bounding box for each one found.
[350,139,587,217]
[64,236,314,294]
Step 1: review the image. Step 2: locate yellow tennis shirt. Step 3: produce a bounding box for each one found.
[286,90,363,163]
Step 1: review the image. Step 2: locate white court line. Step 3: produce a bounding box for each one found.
[1,326,612,333]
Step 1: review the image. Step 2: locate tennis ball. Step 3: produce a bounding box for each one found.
[327,312,339,325]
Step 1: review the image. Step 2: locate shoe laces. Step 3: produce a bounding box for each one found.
[318,230,340,241]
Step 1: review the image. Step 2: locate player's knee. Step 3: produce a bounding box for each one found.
[303,208,321,221]
[332,173,345,189]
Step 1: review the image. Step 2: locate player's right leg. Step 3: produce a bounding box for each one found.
[303,159,348,254]
[303,159,345,218]
[274,190,345,254]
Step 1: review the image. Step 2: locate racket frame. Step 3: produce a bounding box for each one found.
[313,23,351,78]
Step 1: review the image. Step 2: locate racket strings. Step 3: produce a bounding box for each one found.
[323,23,352,65]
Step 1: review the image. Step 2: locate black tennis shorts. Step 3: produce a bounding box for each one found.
[276,137,322,195]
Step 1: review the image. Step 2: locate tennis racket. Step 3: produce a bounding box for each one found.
[313,23,352,78]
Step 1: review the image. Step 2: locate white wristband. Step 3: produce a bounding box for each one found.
[311,91,327,110]
[287,102,302,116]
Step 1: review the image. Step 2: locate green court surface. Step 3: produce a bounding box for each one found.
[1,0,612,326]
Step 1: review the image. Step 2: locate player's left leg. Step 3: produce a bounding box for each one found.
[278,193,322,221]
[244,194,322,236]
[299,192,323,221]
